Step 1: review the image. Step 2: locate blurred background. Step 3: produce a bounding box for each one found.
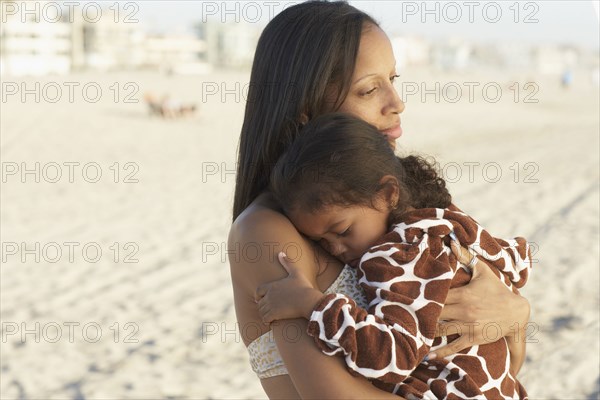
[1,1,599,399]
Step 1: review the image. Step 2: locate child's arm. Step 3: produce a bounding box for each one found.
[307,231,455,384]
[256,252,326,323]
[306,206,533,385]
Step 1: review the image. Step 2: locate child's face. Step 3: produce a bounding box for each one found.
[289,199,390,268]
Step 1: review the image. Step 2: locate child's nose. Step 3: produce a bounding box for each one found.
[329,242,347,257]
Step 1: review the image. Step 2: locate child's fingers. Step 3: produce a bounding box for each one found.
[257,296,282,325]
[262,311,274,325]
[258,301,275,325]
[255,282,270,302]
[257,295,266,311]
[257,298,270,320]
[278,251,300,276]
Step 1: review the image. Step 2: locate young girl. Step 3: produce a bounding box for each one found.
[256,113,532,399]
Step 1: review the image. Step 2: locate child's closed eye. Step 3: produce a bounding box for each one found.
[337,227,351,237]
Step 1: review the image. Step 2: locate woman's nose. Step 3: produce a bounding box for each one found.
[384,83,405,115]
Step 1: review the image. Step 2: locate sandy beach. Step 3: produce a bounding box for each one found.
[1,67,598,399]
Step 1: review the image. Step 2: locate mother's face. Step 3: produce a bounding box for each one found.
[334,25,405,150]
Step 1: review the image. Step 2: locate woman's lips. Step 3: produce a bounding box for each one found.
[381,124,403,140]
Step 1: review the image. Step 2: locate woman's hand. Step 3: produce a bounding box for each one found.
[255,252,325,324]
[430,241,531,361]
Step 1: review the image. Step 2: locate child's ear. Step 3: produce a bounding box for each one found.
[377,175,401,210]
[298,113,309,126]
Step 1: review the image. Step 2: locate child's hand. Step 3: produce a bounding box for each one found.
[255,252,325,324]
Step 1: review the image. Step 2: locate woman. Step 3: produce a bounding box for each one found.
[228,2,530,398]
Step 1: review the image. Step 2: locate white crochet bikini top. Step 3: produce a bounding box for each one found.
[246,265,369,379]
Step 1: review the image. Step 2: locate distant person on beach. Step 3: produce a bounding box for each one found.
[228,2,531,398]
[256,113,532,399]
[144,93,197,118]
[561,69,573,89]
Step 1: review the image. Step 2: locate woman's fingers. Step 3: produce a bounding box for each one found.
[435,321,462,337]
[450,240,471,265]
[450,241,487,271]
[444,254,496,307]
[428,335,473,361]
[439,302,469,321]
[450,241,494,277]
[470,256,496,280]
[443,286,467,306]
[435,321,482,339]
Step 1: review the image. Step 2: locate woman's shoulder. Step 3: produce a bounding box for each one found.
[228,191,321,288]
[229,192,294,244]
[229,192,332,346]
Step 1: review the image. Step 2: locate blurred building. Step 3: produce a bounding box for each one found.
[0,0,71,75]
[429,38,472,71]
[2,1,594,78]
[71,12,146,71]
[391,36,430,70]
[494,42,535,70]
[533,45,579,75]
[198,21,261,69]
[143,34,210,74]
[0,0,210,76]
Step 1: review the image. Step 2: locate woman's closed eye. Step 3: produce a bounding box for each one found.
[361,75,400,96]
[362,87,377,96]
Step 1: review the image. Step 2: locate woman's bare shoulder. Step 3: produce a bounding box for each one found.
[228,192,318,293]
[229,192,292,244]
[228,193,321,345]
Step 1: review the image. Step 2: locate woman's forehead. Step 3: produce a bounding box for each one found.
[354,26,396,76]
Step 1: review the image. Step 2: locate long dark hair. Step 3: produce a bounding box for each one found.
[232,1,379,221]
[269,113,452,224]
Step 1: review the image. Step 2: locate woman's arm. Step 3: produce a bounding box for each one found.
[506,324,527,376]
[229,206,400,399]
[273,319,401,400]
[431,243,531,367]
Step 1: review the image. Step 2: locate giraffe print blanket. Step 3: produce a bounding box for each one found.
[307,204,532,399]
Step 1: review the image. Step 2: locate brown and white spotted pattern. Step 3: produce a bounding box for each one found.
[307,205,532,399]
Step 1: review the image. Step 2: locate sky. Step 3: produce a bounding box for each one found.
[126,0,599,50]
